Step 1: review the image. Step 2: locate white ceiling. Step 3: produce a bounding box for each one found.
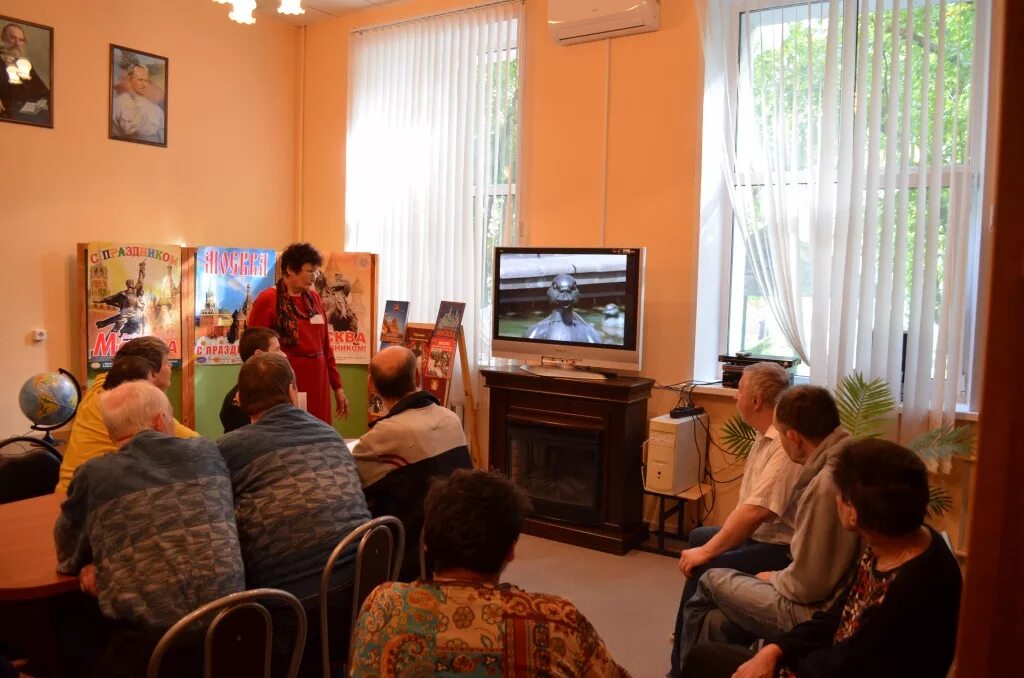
[252,0,402,26]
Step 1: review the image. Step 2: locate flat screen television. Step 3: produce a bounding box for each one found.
[491,247,645,379]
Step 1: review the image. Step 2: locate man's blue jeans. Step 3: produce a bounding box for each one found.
[668,526,791,676]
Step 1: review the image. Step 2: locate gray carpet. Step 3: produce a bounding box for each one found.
[504,534,682,677]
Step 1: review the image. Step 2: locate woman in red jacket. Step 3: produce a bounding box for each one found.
[247,243,348,424]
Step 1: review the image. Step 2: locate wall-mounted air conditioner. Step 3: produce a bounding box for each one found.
[549,0,661,46]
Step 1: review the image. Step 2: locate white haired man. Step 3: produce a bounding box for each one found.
[669,362,800,676]
[55,381,244,677]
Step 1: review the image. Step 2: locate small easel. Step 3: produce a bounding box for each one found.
[457,327,482,469]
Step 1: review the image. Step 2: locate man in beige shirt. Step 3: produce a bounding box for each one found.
[669,362,800,676]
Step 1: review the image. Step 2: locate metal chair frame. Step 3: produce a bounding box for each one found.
[147,588,306,678]
[0,435,63,460]
[0,436,62,504]
[318,516,405,677]
[419,526,429,580]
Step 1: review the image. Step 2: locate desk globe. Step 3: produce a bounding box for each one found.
[17,369,81,446]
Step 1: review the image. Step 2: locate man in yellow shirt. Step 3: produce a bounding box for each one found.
[57,337,198,493]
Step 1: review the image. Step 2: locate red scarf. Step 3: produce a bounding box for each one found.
[274,278,319,346]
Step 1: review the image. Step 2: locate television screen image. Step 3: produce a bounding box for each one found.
[491,247,645,376]
[495,251,634,349]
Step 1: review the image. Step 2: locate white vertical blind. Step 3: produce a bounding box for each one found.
[346,1,523,389]
[701,0,985,447]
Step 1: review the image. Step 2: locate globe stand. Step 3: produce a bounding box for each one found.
[19,368,82,448]
[31,427,64,447]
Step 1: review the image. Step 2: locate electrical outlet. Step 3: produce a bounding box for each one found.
[32,329,47,342]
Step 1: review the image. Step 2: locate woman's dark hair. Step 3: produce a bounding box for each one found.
[279,242,323,276]
[423,470,532,576]
[104,356,155,390]
[833,438,929,537]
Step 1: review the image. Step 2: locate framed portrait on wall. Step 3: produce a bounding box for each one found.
[0,16,53,128]
[109,44,167,147]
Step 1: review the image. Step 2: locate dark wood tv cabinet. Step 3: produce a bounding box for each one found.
[481,367,653,554]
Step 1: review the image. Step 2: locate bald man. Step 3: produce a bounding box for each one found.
[353,346,472,580]
[55,381,244,676]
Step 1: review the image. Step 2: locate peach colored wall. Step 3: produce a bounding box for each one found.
[301,0,726,518]
[1,0,299,436]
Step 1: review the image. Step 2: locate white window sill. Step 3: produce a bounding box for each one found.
[688,382,979,422]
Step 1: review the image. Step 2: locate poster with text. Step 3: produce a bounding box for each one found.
[194,247,277,364]
[316,251,373,364]
[86,242,182,369]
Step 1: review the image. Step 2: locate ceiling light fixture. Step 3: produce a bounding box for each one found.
[228,0,257,25]
[278,0,305,16]
[215,0,305,26]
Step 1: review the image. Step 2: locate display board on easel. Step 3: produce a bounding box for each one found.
[77,242,188,422]
[193,247,277,365]
[318,251,372,365]
[187,246,277,434]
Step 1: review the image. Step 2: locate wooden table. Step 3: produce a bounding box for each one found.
[0,493,80,677]
[0,493,77,601]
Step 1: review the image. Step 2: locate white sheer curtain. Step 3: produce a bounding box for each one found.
[700,0,985,441]
[346,0,523,398]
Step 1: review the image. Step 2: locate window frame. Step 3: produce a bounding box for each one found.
[697,0,991,409]
[474,41,522,367]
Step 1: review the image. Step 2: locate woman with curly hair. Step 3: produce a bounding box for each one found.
[248,242,348,424]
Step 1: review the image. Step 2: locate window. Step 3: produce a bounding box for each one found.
[697,0,990,423]
[345,1,523,373]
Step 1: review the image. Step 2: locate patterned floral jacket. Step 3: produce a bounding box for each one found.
[351,580,630,677]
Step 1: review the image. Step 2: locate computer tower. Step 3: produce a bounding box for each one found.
[645,413,708,494]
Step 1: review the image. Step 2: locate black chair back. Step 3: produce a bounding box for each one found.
[0,437,61,504]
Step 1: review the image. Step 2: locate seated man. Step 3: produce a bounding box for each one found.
[350,469,629,677]
[219,326,282,433]
[684,439,962,678]
[671,362,798,675]
[352,345,472,581]
[217,352,370,594]
[57,336,198,492]
[54,381,245,676]
[677,386,861,669]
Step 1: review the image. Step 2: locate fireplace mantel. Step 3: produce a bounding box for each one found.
[482,367,653,554]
